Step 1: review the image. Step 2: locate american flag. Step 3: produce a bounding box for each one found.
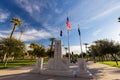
[66,17,71,30]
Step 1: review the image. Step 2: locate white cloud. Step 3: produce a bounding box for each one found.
[62,45,87,54]
[0,29,52,42]
[0,33,8,39]
[91,22,120,43]
[0,30,11,33]
[15,0,57,15]
[20,29,52,41]
[15,0,60,25]
[93,29,102,37]
[43,23,60,37]
[88,5,120,22]
[0,9,10,22]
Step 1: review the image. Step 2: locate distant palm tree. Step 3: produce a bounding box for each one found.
[49,37,56,57]
[19,30,24,40]
[10,18,22,39]
[49,37,56,50]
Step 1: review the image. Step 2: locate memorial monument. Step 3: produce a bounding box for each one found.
[30,40,92,78]
[42,40,73,77]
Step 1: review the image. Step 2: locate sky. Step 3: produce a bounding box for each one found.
[0,0,120,54]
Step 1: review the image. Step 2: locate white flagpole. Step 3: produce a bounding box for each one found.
[78,26,83,58]
[68,30,70,62]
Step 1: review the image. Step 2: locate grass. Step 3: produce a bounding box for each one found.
[0,58,48,69]
[99,61,120,68]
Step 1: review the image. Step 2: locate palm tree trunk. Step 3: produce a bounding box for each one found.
[10,24,17,39]
[4,57,8,68]
[3,53,7,63]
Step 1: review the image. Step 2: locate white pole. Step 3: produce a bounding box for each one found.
[78,26,83,58]
[68,30,70,62]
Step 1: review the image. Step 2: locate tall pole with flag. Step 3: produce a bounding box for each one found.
[66,17,71,62]
[78,25,83,58]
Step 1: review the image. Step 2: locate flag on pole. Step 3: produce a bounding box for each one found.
[66,17,71,30]
[60,30,62,37]
[78,28,81,36]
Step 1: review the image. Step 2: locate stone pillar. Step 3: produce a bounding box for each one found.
[54,40,62,60]
[77,58,87,72]
[76,58,93,78]
[36,58,43,70]
[30,58,43,73]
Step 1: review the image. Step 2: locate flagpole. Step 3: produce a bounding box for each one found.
[78,26,83,59]
[68,30,70,62]
[66,16,71,63]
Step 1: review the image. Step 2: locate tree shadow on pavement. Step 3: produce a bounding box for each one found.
[88,67,105,79]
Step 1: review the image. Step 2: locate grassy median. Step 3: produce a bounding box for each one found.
[99,61,120,68]
[0,59,36,69]
[0,58,48,69]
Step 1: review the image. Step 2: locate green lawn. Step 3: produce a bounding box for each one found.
[0,58,48,69]
[99,61,120,68]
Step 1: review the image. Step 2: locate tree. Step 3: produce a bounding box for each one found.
[10,18,23,38]
[88,39,120,65]
[0,37,26,67]
[29,43,46,58]
[88,45,99,62]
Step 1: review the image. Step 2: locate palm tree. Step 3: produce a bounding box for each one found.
[10,18,23,39]
[49,37,56,51]
[49,37,56,57]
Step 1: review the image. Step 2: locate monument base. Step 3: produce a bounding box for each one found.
[47,58,69,71]
[76,70,93,78]
[40,70,74,77]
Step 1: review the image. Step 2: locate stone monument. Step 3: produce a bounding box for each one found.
[41,40,73,77]
[47,40,68,71]
[30,40,92,78]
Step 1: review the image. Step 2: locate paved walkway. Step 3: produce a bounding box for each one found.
[87,62,120,80]
[0,62,120,80]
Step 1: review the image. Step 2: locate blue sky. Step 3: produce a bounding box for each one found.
[1,0,120,53]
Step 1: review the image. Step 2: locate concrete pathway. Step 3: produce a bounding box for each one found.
[0,62,120,80]
[87,61,120,80]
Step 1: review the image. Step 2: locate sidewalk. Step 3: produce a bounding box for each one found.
[87,61,120,80]
[0,62,120,80]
